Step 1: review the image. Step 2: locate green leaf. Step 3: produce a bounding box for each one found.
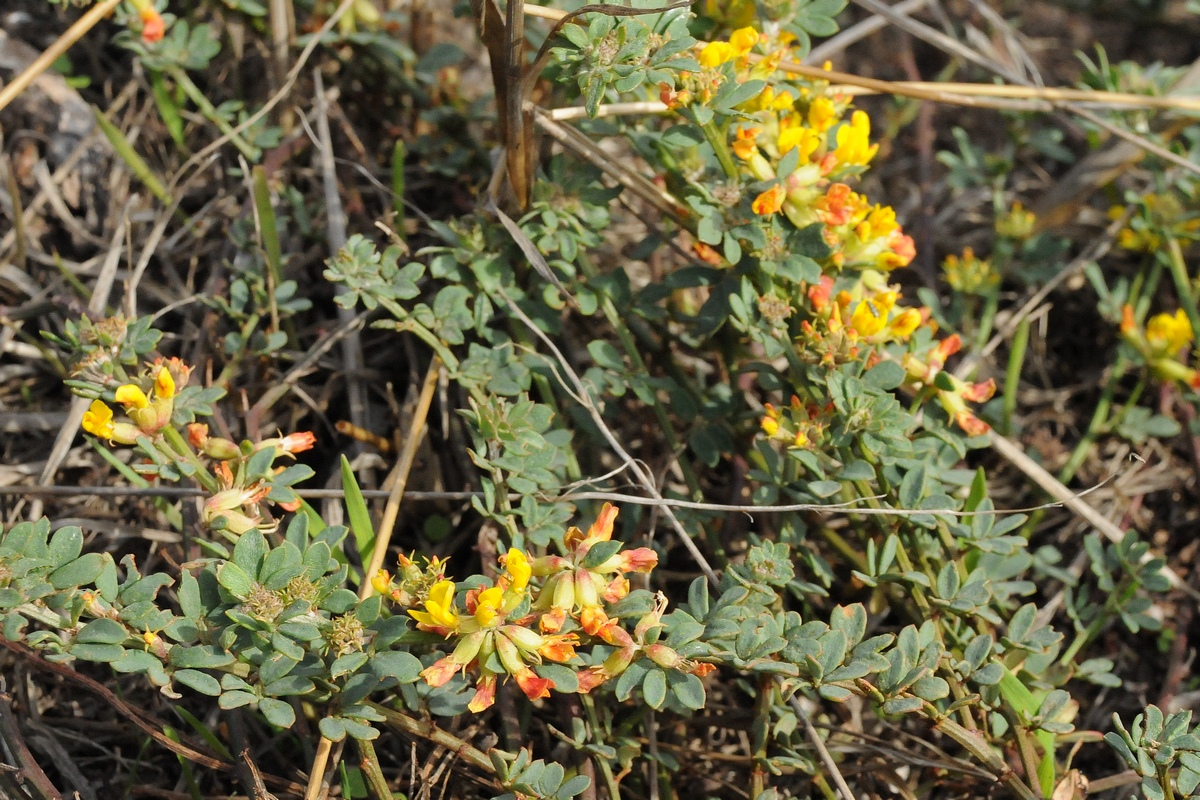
[70,643,124,662]
[581,540,623,570]
[48,526,84,566]
[111,649,162,674]
[370,651,423,683]
[259,698,296,728]
[864,360,905,390]
[912,676,950,701]
[179,570,202,619]
[341,456,375,572]
[557,775,591,799]
[216,562,254,600]
[49,553,105,589]
[219,691,256,709]
[76,618,128,645]
[331,652,370,679]
[232,530,267,577]
[319,717,348,742]
[642,668,668,709]
[882,697,923,715]
[169,645,235,669]
[175,669,222,696]
[668,671,705,710]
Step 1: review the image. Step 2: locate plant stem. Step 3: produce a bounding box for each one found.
[750,675,770,800]
[355,738,392,800]
[580,694,622,800]
[1002,317,1030,435]
[1166,237,1200,341]
[214,314,262,389]
[932,714,1039,800]
[168,67,260,162]
[89,439,184,528]
[161,426,218,493]
[370,703,495,775]
[701,120,739,180]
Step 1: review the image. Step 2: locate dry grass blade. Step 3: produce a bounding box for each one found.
[360,356,443,600]
[0,0,122,113]
[987,431,1200,600]
[313,69,370,452]
[0,640,305,795]
[29,207,131,521]
[532,110,691,225]
[1032,57,1200,230]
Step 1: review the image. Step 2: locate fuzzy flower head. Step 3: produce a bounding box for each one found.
[943,247,999,295]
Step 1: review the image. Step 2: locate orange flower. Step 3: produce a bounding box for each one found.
[140,6,165,43]
[732,126,761,160]
[752,184,786,216]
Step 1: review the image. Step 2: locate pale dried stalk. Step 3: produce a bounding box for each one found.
[0,0,123,113]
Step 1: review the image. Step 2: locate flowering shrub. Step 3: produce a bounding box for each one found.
[4,2,1199,799]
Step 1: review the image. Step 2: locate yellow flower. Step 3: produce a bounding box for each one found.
[728,26,759,57]
[1146,309,1194,357]
[807,96,838,133]
[699,41,735,68]
[778,123,820,162]
[850,291,897,338]
[371,569,391,596]
[502,548,531,594]
[154,367,176,399]
[114,384,150,409]
[82,400,115,439]
[409,580,460,633]
[889,308,923,339]
[732,125,761,161]
[473,586,504,627]
[996,202,1036,240]
[943,247,999,295]
[833,111,878,167]
[856,205,899,241]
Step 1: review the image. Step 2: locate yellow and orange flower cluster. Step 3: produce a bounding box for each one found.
[80,354,317,537]
[903,334,997,437]
[760,396,834,450]
[402,505,708,710]
[799,273,924,358]
[407,547,579,711]
[943,248,999,295]
[679,27,997,436]
[82,358,190,443]
[678,28,915,272]
[1120,306,1200,389]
